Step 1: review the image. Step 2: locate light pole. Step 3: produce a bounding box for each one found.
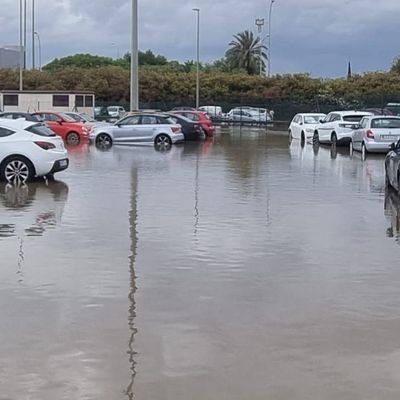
[24,0,27,69]
[19,0,23,90]
[111,42,120,59]
[130,0,139,111]
[32,0,35,69]
[268,0,275,77]
[34,31,41,70]
[193,8,200,109]
[255,18,265,76]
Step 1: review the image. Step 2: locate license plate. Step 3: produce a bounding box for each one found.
[382,135,398,140]
[59,159,68,167]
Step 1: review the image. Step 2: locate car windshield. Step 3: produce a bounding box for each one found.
[80,113,95,122]
[66,113,83,122]
[59,113,77,122]
[371,118,400,129]
[26,123,56,137]
[343,115,367,122]
[304,115,323,124]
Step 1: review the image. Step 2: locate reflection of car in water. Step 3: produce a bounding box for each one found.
[0,180,68,238]
[384,187,400,243]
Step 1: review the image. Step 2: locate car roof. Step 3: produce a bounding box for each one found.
[0,118,38,130]
[329,111,373,116]
[369,115,400,119]
[298,113,326,116]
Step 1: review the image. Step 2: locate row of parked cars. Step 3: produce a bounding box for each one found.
[289,110,400,193]
[0,108,216,184]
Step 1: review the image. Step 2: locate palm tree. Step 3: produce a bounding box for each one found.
[225,30,267,75]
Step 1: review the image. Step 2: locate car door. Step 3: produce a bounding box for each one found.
[319,113,335,142]
[353,117,367,150]
[0,126,18,162]
[113,115,142,142]
[139,115,161,142]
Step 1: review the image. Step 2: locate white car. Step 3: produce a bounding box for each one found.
[107,106,126,119]
[0,119,68,183]
[289,113,326,142]
[198,106,222,118]
[314,111,373,146]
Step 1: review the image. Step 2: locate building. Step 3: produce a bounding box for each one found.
[0,46,20,69]
[0,90,96,117]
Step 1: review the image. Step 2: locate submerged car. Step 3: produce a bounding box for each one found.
[171,110,215,137]
[0,119,68,183]
[351,116,400,158]
[90,113,184,149]
[164,113,205,141]
[289,113,326,142]
[385,139,400,192]
[314,111,373,146]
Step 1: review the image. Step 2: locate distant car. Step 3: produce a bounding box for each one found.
[313,111,373,146]
[89,113,184,149]
[385,103,400,116]
[164,113,205,141]
[362,108,394,116]
[0,112,40,122]
[170,107,197,111]
[226,109,257,122]
[171,110,215,137]
[0,119,68,183]
[198,106,222,118]
[289,113,326,142]
[351,116,400,158]
[107,106,126,119]
[238,107,272,122]
[33,111,90,145]
[64,112,110,128]
[385,139,400,192]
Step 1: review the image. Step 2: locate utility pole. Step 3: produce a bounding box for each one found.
[193,8,200,109]
[24,0,27,69]
[19,0,23,90]
[130,0,139,111]
[255,18,265,76]
[32,0,35,69]
[268,0,275,77]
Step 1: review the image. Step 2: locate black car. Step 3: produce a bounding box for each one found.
[0,112,40,122]
[385,139,400,192]
[164,113,204,141]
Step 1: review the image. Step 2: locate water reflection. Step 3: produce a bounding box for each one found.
[0,181,69,238]
[384,187,400,243]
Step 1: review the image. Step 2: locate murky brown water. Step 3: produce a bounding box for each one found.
[2,127,400,399]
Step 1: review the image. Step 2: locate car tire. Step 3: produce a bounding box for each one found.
[95,133,113,149]
[331,132,337,146]
[66,132,80,145]
[313,131,319,145]
[300,131,305,146]
[0,155,35,184]
[154,134,172,151]
[361,142,367,160]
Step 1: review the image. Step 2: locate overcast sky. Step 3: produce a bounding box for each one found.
[1,0,399,77]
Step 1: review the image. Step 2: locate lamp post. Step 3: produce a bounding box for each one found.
[193,8,200,109]
[130,0,139,111]
[32,0,35,68]
[268,0,275,77]
[255,18,265,76]
[19,0,23,90]
[24,0,27,69]
[34,31,41,70]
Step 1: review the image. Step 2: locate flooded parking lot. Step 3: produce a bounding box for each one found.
[2,127,400,399]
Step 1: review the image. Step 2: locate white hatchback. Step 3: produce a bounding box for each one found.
[289,113,326,142]
[0,119,69,184]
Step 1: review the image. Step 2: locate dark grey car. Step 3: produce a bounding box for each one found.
[385,139,400,192]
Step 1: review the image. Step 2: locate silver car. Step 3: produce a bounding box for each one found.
[351,116,400,158]
[89,113,184,149]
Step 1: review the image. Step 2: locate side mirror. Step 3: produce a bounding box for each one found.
[390,142,396,151]
[353,124,360,130]
[57,120,63,125]
[299,121,303,126]
[319,119,325,123]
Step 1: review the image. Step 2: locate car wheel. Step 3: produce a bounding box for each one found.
[154,134,172,151]
[300,131,305,146]
[0,156,34,184]
[361,142,367,160]
[95,133,113,149]
[313,131,319,145]
[66,132,80,145]
[331,132,337,146]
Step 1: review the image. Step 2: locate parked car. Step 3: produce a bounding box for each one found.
[89,113,184,149]
[198,106,222,119]
[239,107,273,122]
[170,107,197,111]
[385,103,400,116]
[289,113,326,142]
[164,113,205,141]
[0,118,68,183]
[0,112,40,122]
[33,111,90,145]
[64,112,110,128]
[226,109,257,122]
[362,108,394,116]
[107,106,126,119]
[351,116,400,158]
[313,111,373,146]
[385,139,400,192]
[171,110,215,137]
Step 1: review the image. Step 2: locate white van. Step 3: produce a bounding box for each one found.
[198,106,222,118]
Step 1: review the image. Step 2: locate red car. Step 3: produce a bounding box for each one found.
[172,110,215,137]
[33,112,90,145]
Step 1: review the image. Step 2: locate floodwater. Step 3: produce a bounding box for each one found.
[2,128,400,400]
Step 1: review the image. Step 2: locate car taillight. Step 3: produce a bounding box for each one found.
[171,127,181,133]
[34,141,56,150]
[366,130,374,139]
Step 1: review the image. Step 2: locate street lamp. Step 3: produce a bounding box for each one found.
[111,42,120,59]
[255,18,265,76]
[192,8,200,109]
[268,0,275,77]
[130,0,139,111]
[34,31,41,70]
[19,0,23,90]
[32,0,35,69]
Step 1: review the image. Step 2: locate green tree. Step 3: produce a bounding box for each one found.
[391,57,400,74]
[225,31,267,75]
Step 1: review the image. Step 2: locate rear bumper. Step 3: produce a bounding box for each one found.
[49,158,69,174]
[365,141,394,153]
[171,133,185,144]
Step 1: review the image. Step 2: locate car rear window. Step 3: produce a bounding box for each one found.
[371,118,400,129]
[343,115,367,122]
[26,124,56,137]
